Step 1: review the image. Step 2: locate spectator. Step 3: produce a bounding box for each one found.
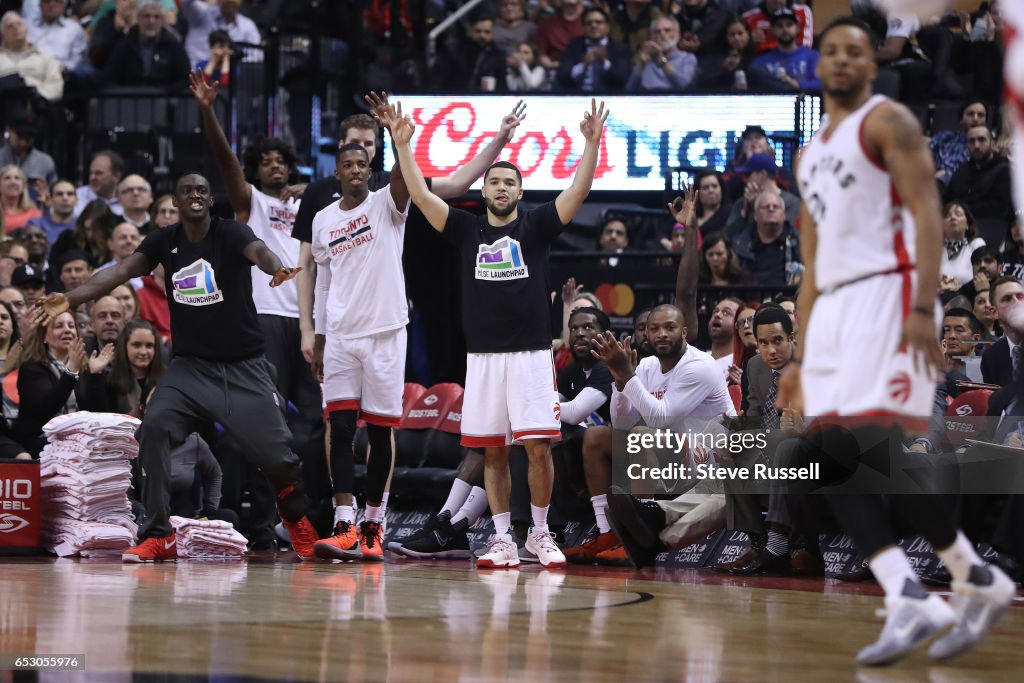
[556,7,630,92]
[110,282,140,321]
[941,307,982,375]
[980,276,1024,387]
[440,17,507,92]
[0,119,57,187]
[676,0,730,56]
[26,0,86,72]
[742,0,812,54]
[74,150,124,217]
[1,165,41,233]
[973,289,1000,342]
[0,239,28,287]
[1001,210,1024,280]
[536,0,584,69]
[86,294,126,353]
[51,200,116,288]
[694,170,730,236]
[19,222,48,274]
[707,296,742,375]
[609,0,662,57]
[99,222,142,283]
[88,0,137,69]
[11,263,45,305]
[598,217,629,267]
[730,191,801,286]
[0,11,64,102]
[958,245,1001,305]
[729,303,758,386]
[27,179,75,244]
[699,232,751,285]
[698,15,786,90]
[80,319,163,416]
[940,201,986,288]
[945,125,1013,247]
[116,174,153,232]
[196,29,232,87]
[13,310,87,456]
[181,0,261,66]
[626,15,697,92]
[506,42,546,91]
[0,286,28,335]
[151,193,178,228]
[0,299,19,370]
[104,1,191,87]
[57,249,93,293]
[723,153,800,235]
[493,0,537,58]
[751,8,820,90]
[930,100,988,186]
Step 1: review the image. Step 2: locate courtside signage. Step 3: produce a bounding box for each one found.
[383,94,820,191]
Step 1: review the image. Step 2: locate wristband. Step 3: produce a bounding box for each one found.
[912,305,933,316]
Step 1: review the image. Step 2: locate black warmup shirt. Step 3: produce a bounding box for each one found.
[441,201,565,353]
[135,218,263,361]
[557,360,614,423]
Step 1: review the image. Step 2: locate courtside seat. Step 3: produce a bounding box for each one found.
[421,392,464,470]
[944,389,993,448]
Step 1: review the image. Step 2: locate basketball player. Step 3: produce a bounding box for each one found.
[308,101,412,561]
[778,17,1014,665]
[1002,1,1024,212]
[39,173,319,562]
[392,100,609,568]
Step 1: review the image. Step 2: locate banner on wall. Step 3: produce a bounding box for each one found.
[383,94,821,192]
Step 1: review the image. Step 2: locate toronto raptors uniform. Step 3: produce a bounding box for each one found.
[797,94,936,421]
[311,188,409,425]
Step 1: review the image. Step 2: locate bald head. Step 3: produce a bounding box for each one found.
[92,295,125,343]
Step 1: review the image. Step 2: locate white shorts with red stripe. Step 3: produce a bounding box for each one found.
[323,327,406,427]
[461,350,561,447]
[802,270,937,433]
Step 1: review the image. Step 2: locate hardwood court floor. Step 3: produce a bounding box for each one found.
[1,556,1022,682]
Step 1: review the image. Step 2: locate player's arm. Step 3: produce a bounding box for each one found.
[388,154,411,210]
[296,241,317,361]
[670,186,700,344]
[555,99,609,225]
[190,69,252,223]
[243,240,301,286]
[392,116,450,232]
[42,253,152,320]
[559,389,608,425]
[431,100,527,199]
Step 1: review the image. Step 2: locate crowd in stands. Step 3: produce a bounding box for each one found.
[0,1,1021,580]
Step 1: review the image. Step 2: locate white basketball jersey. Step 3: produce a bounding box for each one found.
[1002,0,1024,213]
[248,186,300,317]
[311,188,409,339]
[797,95,917,292]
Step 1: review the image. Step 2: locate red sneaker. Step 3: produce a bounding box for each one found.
[359,521,384,561]
[563,531,619,564]
[122,533,178,563]
[314,521,362,561]
[283,517,319,560]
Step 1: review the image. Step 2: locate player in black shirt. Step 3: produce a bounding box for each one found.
[393,99,608,568]
[40,173,319,563]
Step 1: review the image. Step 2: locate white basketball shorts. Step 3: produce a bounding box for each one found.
[323,327,407,427]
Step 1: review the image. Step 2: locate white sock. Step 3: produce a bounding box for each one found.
[936,531,982,583]
[591,494,610,534]
[440,478,472,517]
[451,486,488,525]
[365,504,382,523]
[380,492,390,516]
[530,503,549,533]
[492,511,512,541]
[869,546,920,599]
[334,504,355,524]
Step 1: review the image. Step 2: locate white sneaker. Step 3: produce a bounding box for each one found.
[525,527,567,568]
[476,537,520,569]
[929,564,1016,661]
[856,580,956,666]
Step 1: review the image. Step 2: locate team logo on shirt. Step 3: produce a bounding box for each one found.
[327,214,374,256]
[171,258,223,306]
[475,237,528,280]
[269,205,297,232]
[889,372,911,404]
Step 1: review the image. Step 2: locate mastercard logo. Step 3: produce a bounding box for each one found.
[595,283,635,316]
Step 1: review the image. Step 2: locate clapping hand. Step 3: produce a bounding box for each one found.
[591,331,637,386]
[88,343,115,374]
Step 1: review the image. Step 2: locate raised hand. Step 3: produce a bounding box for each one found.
[667,182,698,227]
[391,114,415,145]
[561,277,583,305]
[188,68,219,109]
[590,331,636,385]
[498,100,527,141]
[580,99,609,143]
[365,91,402,130]
[281,184,307,202]
[66,338,86,375]
[37,293,69,327]
[270,267,302,287]
[88,343,115,374]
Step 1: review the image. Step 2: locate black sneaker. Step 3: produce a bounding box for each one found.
[605,486,667,570]
[398,515,472,559]
[388,511,446,554]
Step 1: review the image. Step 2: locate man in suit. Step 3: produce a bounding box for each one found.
[981,277,1024,387]
[556,7,630,92]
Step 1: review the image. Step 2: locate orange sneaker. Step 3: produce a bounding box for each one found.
[314,520,361,560]
[122,533,178,563]
[283,517,319,560]
[595,544,630,566]
[359,521,384,561]
[563,531,619,564]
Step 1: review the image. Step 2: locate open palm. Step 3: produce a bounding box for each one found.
[189,68,218,108]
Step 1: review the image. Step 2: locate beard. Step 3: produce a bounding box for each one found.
[653,337,684,359]
[486,195,519,217]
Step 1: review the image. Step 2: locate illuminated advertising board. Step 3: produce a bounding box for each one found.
[383,94,821,192]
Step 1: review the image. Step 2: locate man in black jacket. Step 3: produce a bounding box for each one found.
[440,17,507,92]
[556,7,630,92]
[103,0,190,87]
[945,125,1012,246]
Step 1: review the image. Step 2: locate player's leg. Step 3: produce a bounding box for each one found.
[314,335,365,560]
[123,360,204,562]
[509,350,565,568]
[563,426,621,562]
